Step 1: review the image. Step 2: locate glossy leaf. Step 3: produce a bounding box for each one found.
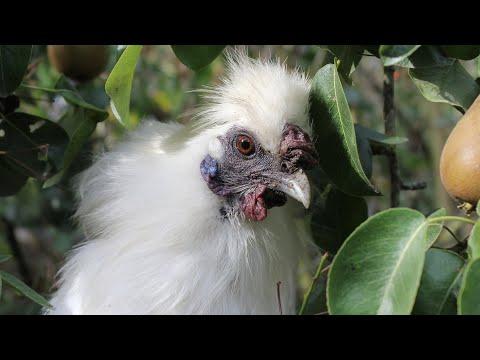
[310,64,378,197]
[299,252,329,315]
[467,222,480,260]
[412,249,465,315]
[426,208,447,248]
[0,270,51,308]
[327,208,427,315]
[408,46,480,112]
[379,45,421,67]
[0,113,69,196]
[355,124,408,146]
[320,45,364,83]
[0,45,32,97]
[440,45,480,60]
[171,45,225,71]
[105,45,143,125]
[0,254,12,263]
[458,258,480,314]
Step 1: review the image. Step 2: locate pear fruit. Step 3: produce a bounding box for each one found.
[47,45,110,83]
[440,95,480,208]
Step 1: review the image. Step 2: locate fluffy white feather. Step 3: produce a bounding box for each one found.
[46,49,315,315]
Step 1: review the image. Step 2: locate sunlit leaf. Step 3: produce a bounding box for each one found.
[327,208,427,315]
[467,221,480,261]
[458,258,480,314]
[379,45,421,67]
[105,45,143,125]
[310,64,378,196]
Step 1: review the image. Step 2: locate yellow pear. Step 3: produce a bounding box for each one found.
[440,95,480,206]
[47,45,110,83]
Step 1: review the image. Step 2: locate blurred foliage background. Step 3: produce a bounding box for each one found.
[0,45,475,314]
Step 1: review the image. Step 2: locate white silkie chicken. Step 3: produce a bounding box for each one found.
[45,49,319,315]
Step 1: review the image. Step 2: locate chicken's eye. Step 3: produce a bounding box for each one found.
[235,135,255,156]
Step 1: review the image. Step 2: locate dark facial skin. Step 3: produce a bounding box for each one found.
[200,124,318,221]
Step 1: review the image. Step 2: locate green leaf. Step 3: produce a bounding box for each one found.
[467,222,480,261]
[364,45,379,57]
[0,270,51,308]
[408,46,480,112]
[476,201,480,217]
[458,258,480,314]
[43,107,99,188]
[320,45,364,83]
[355,124,408,146]
[299,252,329,315]
[171,45,225,71]
[0,45,32,97]
[0,254,12,263]
[327,208,427,315]
[105,45,143,125]
[310,64,378,197]
[379,45,421,67]
[0,112,69,196]
[354,126,373,179]
[426,208,447,248]
[311,189,368,254]
[22,85,108,115]
[412,248,465,315]
[440,45,480,60]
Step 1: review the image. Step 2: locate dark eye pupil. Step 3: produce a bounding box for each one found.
[236,135,255,155]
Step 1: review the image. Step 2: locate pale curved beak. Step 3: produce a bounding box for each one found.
[275,169,311,209]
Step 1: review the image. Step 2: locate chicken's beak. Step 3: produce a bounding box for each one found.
[275,169,311,209]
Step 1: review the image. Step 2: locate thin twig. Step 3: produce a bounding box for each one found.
[383,66,400,207]
[276,281,283,315]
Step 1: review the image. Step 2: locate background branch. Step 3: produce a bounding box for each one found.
[2,217,32,286]
[383,66,401,207]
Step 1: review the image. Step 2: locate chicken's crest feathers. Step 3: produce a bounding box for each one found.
[191,47,312,152]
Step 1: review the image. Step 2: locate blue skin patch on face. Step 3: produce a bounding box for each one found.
[200,155,218,181]
[200,154,231,197]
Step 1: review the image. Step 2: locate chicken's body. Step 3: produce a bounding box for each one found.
[46,50,316,315]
